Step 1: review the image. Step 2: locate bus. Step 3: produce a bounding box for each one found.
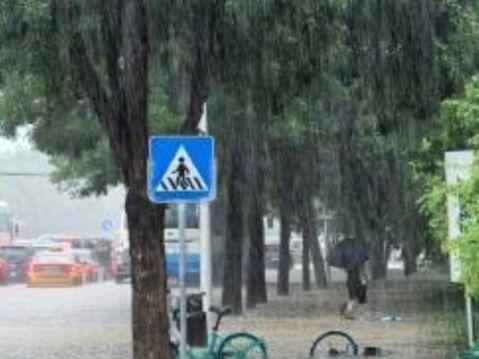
[118,204,200,285]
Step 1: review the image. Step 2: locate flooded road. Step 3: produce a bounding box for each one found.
[0,272,458,359]
[0,282,132,359]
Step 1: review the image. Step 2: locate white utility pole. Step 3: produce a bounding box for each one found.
[178,203,187,359]
[198,103,213,331]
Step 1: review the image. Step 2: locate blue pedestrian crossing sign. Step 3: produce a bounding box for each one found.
[148,136,215,203]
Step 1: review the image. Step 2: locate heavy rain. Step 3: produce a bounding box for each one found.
[0,1,479,359]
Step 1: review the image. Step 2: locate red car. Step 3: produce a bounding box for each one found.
[0,258,7,284]
[72,249,101,282]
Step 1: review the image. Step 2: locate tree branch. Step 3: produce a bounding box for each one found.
[100,0,122,98]
[181,2,212,134]
[68,32,123,161]
[69,34,110,125]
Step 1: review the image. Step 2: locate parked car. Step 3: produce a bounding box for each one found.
[72,248,101,282]
[0,245,31,283]
[115,250,131,284]
[26,251,82,287]
[0,258,7,284]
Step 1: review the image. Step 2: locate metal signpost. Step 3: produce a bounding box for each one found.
[197,104,213,331]
[148,135,215,359]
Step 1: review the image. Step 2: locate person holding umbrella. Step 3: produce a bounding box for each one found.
[327,237,370,319]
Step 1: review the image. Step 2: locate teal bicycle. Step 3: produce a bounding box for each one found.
[171,304,268,358]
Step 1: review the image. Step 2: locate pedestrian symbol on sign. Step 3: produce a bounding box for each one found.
[156,146,208,192]
[173,157,189,187]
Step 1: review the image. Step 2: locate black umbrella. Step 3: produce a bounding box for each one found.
[327,238,369,270]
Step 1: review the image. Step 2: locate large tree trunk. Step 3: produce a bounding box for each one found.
[69,2,171,358]
[222,133,244,314]
[127,191,169,359]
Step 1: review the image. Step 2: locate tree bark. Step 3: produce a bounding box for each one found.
[222,133,244,314]
[403,243,418,276]
[127,191,169,359]
[277,200,291,296]
[276,146,293,296]
[246,114,267,308]
[246,197,267,307]
[301,214,311,292]
[69,1,171,358]
[181,1,210,134]
[246,178,267,308]
[305,198,328,289]
[370,238,389,280]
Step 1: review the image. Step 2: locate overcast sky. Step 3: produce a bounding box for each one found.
[0,130,125,239]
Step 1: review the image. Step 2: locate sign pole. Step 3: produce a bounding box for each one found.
[466,294,474,347]
[178,203,187,359]
[200,199,212,328]
[198,103,213,332]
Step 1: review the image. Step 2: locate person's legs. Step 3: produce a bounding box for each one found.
[358,283,367,304]
[343,268,361,318]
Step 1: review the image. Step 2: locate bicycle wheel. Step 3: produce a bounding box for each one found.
[309,331,358,358]
[217,332,268,359]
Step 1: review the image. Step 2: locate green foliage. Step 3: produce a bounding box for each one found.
[0,0,183,196]
[417,171,448,246]
[436,0,479,95]
[413,0,479,266]
[2,0,479,276]
[418,72,479,297]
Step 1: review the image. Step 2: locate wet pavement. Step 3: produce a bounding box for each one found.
[0,273,458,359]
[0,282,132,359]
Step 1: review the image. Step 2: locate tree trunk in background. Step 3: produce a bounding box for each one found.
[222,134,244,314]
[246,113,267,308]
[276,146,294,296]
[247,194,267,308]
[181,1,211,134]
[246,156,267,307]
[301,213,311,292]
[403,243,418,276]
[277,200,291,296]
[402,199,421,277]
[305,199,328,289]
[370,238,389,279]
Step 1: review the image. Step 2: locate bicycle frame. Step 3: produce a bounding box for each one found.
[184,330,226,358]
[170,296,267,358]
[186,330,267,359]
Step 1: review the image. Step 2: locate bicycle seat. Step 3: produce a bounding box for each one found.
[209,305,232,317]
